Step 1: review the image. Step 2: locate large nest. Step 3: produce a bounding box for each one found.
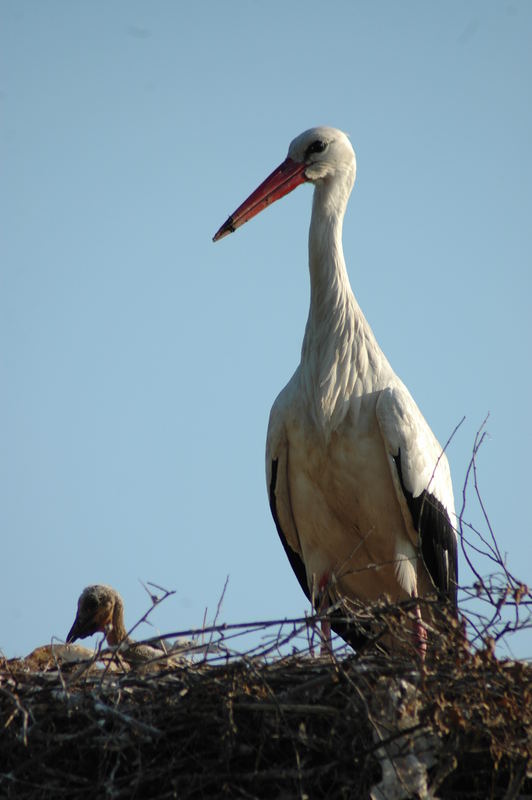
[1,596,531,800]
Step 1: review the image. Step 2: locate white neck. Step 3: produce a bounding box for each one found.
[306,179,352,328]
[301,177,383,434]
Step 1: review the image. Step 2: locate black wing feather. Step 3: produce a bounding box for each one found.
[268,458,310,601]
[393,452,458,608]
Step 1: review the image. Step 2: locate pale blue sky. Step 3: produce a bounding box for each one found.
[2,1,531,659]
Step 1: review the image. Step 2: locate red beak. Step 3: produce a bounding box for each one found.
[213,157,308,242]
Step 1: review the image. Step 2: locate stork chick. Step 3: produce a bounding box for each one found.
[66,584,184,669]
[6,643,109,673]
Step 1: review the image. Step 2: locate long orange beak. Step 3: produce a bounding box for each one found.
[213,157,308,242]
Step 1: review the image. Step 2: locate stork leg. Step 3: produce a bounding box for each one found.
[319,617,332,655]
[315,571,333,656]
[413,597,427,660]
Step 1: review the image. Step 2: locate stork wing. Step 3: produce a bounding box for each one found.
[266,381,375,651]
[376,386,458,605]
[266,386,310,601]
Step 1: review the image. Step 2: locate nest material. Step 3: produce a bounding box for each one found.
[1,607,531,800]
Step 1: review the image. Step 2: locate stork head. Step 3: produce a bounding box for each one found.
[287,126,356,184]
[213,126,356,241]
[66,584,119,643]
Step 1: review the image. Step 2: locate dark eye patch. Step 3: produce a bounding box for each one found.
[305,140,327,159]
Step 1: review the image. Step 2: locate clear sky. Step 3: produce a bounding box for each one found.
[2,1,531,660]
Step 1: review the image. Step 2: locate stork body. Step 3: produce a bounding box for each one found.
[7,643,112,673]
[214,127,457,652]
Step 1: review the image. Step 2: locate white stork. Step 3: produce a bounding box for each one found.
[213,126,458,655]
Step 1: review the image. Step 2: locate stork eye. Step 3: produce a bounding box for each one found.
[305,140,328,158]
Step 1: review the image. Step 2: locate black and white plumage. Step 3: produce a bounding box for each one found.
[214,126,457,653]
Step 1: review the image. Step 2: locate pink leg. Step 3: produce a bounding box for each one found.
[313,571,333,656]
[413,600,427,660]
[320,618,332,656]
